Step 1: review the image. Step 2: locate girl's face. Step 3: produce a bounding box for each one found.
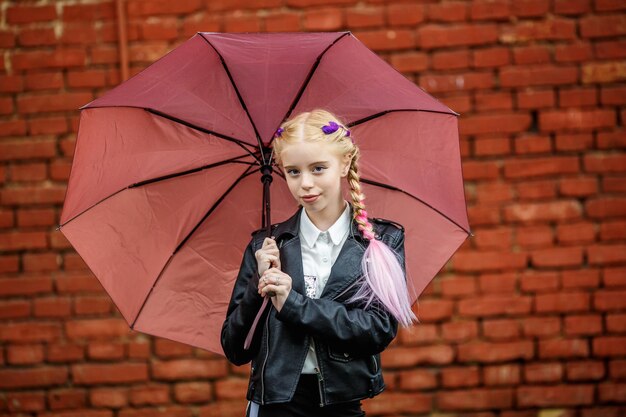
[279,139,351,216]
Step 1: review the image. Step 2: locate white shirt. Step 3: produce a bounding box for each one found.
[299,200,351,374]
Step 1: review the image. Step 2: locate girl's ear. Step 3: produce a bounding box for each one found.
[341,154,351,178]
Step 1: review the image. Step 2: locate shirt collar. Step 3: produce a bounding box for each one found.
[299,200,350,249]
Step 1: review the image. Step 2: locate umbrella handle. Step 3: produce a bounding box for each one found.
[244,296,270,350]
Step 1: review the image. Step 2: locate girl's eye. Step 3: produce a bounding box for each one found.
[286,166,326,176]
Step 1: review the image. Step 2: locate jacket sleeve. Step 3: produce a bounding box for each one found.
[275,228,405,356]
[220,236,265,365]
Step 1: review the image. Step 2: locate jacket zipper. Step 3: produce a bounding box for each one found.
[260,307,271,405]
[371,355,378,372]
[313,365,325,407]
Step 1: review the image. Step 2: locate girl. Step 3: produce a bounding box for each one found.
[221,109,416,417]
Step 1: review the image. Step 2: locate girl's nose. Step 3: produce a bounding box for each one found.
[301,172,314,188]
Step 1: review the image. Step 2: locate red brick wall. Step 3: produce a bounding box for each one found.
[1,0,625,416]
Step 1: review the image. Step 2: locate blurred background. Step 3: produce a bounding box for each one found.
[0,0,625,416]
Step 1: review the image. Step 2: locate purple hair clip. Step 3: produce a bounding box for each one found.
[321,121,352,139]
[274,127,284,138]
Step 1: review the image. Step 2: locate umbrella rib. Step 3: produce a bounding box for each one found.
[198,34,267,165]
[347,108,460,128]
[56,153,258,230]
[130,165,260,329]
[357,177,473,237]
[146,108,260,163]
[268,32,351,148]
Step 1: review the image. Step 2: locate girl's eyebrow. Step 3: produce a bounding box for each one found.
[283,161,330,169]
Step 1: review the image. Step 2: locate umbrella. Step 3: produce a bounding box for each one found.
[57,31,472,356]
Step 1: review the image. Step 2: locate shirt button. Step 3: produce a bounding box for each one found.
[322,257,328,262]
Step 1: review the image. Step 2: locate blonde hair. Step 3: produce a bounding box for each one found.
[271,108,416,327]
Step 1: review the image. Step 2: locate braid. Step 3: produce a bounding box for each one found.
[346,146,376,241]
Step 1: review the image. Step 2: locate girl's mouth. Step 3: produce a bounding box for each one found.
[302,195,319,203]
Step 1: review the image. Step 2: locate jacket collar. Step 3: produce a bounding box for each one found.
[273,201,367,245]
[299,200,351,248]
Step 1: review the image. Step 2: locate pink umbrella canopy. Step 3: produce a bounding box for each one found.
[58,31,471,356]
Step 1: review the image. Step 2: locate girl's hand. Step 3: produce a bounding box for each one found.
[255,237,281,277]
[258,267,292,313]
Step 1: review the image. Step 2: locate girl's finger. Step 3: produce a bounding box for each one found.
[261,284,281,296]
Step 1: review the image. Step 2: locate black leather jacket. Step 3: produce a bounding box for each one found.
[221,204,406,407]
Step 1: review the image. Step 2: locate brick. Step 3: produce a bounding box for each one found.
[7,344,45,365]
[130,385,170,405]
[0,276,52,296]
[352,29,415,52]
[536,292,590,313]
[517,385,594,406]
[398,323,438,345]
[530,247,583,268]
[540,109,616,131]
[0,139,56,161]
[470,0,511,20]
[501,65,578,87]
[303,7,343,31]
[580,15,626,38]
[501,19,577,43]
[175,381,213,403]
[65,319,130,340]
[87,342,125,361]
[559,178,598,196]
[0,366,68,388]
[0,322,61,343]
[539,338,589,359]
[74,295,113,315]
[460,113,531,135]
[598,383,626,403]
[47,343,85,363]
[581,62,626,84]
[438,388,514,411]
[72,363,148,385]
[484,364,521,386]
[482,319,521,341]
[441,366,480,388]
[345,6,384,29]
[6,5,56,23]
[567,361,605,381]
[34,297,72,318]
[47,388,87,410]
[458,295,532,317]
[454,251,526,272]
[90,387,129,408]
[414,299,453,322]
[398,369,438,390]
[565,315,603,336]
[588,244,626,265]
[382,345,454,367]
[524,362,563,383]
[152,359,228,380]
[362,392,432,414]
[594,290,626,311]
[521,316,558,348]
[607,314,626,333]
[4,391,46,412]
[13,50,86,71]
[555,42,593,63]
[0,299,30,319]
[442,321,478,342]
[594,337,626,357]
[418,24,499,49]
[386,3,425,26]
[458,341,533,363]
